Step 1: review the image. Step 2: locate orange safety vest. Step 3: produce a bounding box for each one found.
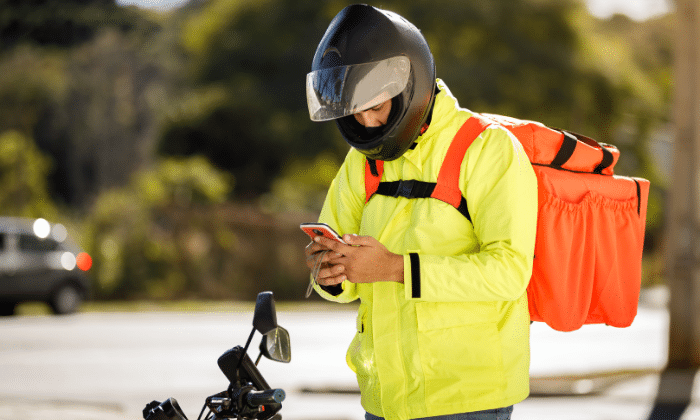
[365,114,650,332]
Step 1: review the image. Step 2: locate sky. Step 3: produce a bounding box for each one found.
[586,0,671,20]
[116,0,186,10]
[116,0,673,21]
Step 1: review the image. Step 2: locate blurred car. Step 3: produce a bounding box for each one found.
[0,217,92,315]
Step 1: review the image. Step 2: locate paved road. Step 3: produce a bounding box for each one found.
[0,306,363,420]
[0,301,698,420]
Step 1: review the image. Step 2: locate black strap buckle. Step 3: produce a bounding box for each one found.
[394,180,416,198]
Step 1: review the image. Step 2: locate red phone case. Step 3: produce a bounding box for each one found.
[300,223,347,244]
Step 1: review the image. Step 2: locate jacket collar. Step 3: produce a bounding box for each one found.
[400,79,460,169]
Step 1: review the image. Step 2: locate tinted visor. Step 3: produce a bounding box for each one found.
[306,56,411,122]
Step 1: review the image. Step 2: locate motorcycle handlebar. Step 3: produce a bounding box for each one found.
[246,389,286,407]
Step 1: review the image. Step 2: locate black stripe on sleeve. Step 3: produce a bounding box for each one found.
[409,253,421,299]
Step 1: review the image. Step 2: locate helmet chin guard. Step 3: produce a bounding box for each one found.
[307,4,436,161]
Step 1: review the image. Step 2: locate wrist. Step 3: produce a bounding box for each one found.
[393,253,405,283]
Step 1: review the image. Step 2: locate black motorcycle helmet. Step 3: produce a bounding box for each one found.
[306,4,437,161]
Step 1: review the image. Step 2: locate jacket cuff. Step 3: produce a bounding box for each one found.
[320,283,343,296]
[404,253,421,299]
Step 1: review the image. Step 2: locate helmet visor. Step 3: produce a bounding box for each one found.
[306,56,411,122]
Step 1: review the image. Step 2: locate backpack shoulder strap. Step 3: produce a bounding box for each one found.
[364,158,384,203]
[363,115,491,221]
[430,115,492,217]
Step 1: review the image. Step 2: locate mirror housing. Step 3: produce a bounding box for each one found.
[260,326,291,363]
[253,291,278,335]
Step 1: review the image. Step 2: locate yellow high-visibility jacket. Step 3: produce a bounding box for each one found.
[314,80,538,420]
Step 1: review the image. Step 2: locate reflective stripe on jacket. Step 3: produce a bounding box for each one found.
[314,80,538,420]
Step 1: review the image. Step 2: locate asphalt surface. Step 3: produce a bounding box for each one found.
[0,289,699,420]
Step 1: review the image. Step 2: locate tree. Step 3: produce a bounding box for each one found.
[0,0,158,54]
[0,130,58,219]
[57,28,166,206]
[158,0,339,198]
[0,0,165,207]
[157,0,667,202]
[86,156,234,299]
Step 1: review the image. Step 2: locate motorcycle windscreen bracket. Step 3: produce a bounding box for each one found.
[218,346,271,390]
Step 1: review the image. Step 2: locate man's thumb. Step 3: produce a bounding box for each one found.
[344,234,370,246]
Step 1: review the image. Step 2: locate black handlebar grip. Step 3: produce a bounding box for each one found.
[246,389,286,407]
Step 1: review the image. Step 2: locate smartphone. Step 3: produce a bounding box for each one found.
[300,222,348,244]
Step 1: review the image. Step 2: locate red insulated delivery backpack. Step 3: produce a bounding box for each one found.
[364,113,650,332]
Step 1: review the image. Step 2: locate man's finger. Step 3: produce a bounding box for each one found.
[317,273,346,286]
[342,234,376,247]
[307,249,341,265]
[305,241,330,256]
[316,263,345,282]
[314,235,349,252]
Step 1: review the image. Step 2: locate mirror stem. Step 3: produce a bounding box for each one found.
[236,327,256,370]
[255,352,263,366]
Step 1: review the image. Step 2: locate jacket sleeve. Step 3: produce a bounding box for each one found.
[404,126,538,302]
[312,149,366,303]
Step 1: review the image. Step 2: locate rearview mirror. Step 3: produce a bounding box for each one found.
[260,326,291,363]
[253,291,278,335]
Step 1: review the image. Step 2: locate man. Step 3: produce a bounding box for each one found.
[304,4,537,420]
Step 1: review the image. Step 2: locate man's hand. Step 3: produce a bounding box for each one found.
[304,239,343,282]
[305,234,403,286]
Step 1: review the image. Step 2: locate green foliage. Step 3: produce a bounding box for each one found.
[405,0,583,126]
[0,1,165,207]
[570,13,675,245]
[260,153,342,214]
[86,156,234,299]
[0,0,160,53]
[3,0,671,210]
[0,130,58,219]
[159,103,290,198]
[158,0,671,205]
[0,46,68,135]
[0,0,675,299]
[158,0,346,196]
[85,155,314,301]
[132,155,233,208]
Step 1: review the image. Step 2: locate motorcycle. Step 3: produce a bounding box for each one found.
[143,291,291,420]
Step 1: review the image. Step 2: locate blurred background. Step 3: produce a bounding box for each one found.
[0,0,672,305]
[1,1,693,419]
